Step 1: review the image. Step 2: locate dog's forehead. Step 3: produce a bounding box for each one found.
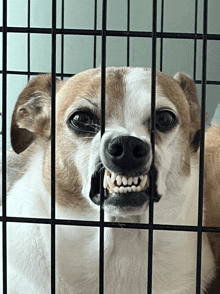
[57,67,189,125]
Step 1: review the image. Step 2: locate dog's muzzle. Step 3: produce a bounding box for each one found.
[89,135,162,209]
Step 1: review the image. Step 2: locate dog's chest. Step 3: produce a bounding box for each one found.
[103,228,148,293]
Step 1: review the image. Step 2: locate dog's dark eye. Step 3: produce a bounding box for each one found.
[156,110,177,133]
[68,111,100,134]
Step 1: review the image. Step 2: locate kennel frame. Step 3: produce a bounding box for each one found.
[1,0,220,293]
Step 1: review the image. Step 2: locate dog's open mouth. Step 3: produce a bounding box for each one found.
[89,164,161,209]
[103,170,149,193]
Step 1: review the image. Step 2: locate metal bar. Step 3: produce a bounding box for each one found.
[127,0,130,66]
[27,0,31,81]
[93,0,97,68]
[159,0,164,72]
[2,0,7,292]
[61,0,64,80]
[1,216,220,233]
[148,1,157,293]
[51,0,57,293]
[99,1,107,293]
[193,0,198,81]
[2,27,220,40]
[1,70,220,86]
[196,0,208,293]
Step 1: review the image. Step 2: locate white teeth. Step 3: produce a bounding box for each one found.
[133,177,138,185]
[116,175,122,186]
[111,172,117,184]
[113,186,119,193]
[103,171,108,189]
[140,175,148,189]
[107,176,114,191]
[122,176,127,186]
[136,186,141,192]
[127,177,133,186]
[131,185,137,192]
[103,169,149,194]
[119,186,125,193]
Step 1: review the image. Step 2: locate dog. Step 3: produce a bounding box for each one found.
[0,67,218,293]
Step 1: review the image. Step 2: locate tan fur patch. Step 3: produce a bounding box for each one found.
[203,124,220,293]
[52,67,126,209]
[156,71,193,176]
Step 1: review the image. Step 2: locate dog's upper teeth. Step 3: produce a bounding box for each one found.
[103,170,108,189]
[110,172,117,183]
[116,175,122,186]
[107,175,115,191]
[122,176,128,185]
[140,175,148,189]
[127,177,133,186]
[133,177,138,185]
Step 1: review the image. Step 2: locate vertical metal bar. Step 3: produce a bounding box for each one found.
[193,0,198,81]
[127,0,130,66]
[61,0,64,80]
[93,0,97,68]
[196,0,208,293]
[100,1,107,293]
[51,0,57,293]
[2,0,7,293]
[148,1,157,293]
[27,0,31,81]
[159,0,164,72]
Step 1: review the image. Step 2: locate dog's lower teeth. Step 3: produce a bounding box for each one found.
[119,186,125,193]
[131,185,137,192]
[113,187,119,193]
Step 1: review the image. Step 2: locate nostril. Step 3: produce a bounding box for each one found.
[107,142,124,157]
[104,135,150,173]
[133,144,148,158]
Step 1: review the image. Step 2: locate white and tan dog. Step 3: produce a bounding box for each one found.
[0,67,218,293]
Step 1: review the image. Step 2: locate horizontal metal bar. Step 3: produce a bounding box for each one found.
[1,26,220,40]
[1,217,220,232]
[0,71,219,86]
[0,70,74,77]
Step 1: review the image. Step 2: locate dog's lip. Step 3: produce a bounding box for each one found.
[89,164,162,207]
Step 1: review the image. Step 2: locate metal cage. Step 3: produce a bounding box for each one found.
[1,0,220,293]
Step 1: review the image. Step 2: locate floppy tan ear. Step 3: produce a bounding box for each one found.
[173,72,208,152]
[11,74,59,154]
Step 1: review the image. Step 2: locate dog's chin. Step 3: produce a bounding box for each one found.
[89,165,162,217]
[92,190,149,217]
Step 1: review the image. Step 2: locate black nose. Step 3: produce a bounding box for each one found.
[104,135,150,173]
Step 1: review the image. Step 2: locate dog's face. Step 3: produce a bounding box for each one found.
[10,67,203,218]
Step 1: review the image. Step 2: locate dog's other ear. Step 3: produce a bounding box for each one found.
[173,72,208,152]
[11,74,59,154]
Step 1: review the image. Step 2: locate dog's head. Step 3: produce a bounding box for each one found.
[10,67,205,218]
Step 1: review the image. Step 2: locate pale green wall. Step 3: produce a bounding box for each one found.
[1,0,220,149]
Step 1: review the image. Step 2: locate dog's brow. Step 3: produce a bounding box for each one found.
[83,98,98,108]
